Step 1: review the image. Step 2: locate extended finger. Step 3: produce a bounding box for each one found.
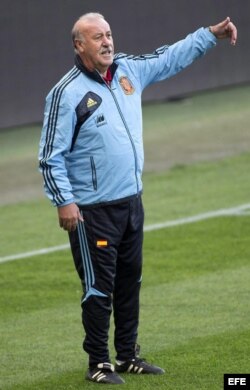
[228,22,237,45]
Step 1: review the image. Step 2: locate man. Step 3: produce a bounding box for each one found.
[39,13,237,384]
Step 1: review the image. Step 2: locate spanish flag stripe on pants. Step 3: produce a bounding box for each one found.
[97,240,108,247]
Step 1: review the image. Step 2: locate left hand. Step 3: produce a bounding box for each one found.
[209,17,237,46]
[57,203,83,232]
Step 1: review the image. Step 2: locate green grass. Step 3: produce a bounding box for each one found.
[1,85,250,389]
[1,216,249,389]
[143,152,250,224]
[143,84,250,171]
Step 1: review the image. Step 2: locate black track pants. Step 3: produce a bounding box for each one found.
[68,195,144,367]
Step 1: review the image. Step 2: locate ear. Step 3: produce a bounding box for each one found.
[74,39,84,54]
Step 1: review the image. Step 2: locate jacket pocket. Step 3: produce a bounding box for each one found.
[90,156,97,191]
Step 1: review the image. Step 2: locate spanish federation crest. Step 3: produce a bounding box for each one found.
[119,76,135,95]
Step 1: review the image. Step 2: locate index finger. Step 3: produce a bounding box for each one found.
[229,22,237,45]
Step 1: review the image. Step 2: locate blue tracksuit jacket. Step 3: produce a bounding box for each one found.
[39,27,216,207]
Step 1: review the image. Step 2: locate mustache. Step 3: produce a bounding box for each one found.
[100,47,113,54]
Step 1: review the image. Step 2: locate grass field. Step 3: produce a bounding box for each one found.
[1,85,250,389]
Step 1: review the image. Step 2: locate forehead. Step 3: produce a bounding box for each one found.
[79,18,111,36]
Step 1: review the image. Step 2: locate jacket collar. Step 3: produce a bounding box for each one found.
[74,55,118,84]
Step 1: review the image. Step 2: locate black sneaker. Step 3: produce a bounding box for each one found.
[86,362,125,384]
[115,357,165,375]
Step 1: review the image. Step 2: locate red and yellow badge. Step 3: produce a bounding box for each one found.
[119,76,135,95]
[96,240,108,247]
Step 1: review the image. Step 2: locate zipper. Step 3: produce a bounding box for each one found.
[90,156,97,191]
[106,85,139,195]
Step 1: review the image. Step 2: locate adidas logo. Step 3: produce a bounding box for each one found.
[87,98,97,108]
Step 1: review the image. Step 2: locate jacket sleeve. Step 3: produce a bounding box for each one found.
[38,88,76,207]
[124,27,217,90]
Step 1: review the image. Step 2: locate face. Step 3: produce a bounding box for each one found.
[75,18,114,76]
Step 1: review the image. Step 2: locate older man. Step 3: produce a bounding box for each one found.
[39,13,237,384]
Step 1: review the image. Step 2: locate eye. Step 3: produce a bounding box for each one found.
[94,34,102,41]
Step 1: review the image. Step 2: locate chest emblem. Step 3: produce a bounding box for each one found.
[87,97,98,108]
[119,76,135,95]
[95,113,107,127]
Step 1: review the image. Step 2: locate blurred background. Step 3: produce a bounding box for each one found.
[0,1,249,206]
[0,0,249,128]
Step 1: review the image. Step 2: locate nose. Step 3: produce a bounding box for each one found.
[102,36,111,46]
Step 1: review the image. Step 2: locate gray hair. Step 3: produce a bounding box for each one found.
[71,12,105,45]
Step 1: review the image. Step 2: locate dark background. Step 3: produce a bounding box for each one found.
[1,0,249,128]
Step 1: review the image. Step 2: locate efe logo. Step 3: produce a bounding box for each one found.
[224,374,250,389]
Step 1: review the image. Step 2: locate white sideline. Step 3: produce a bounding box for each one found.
[1,203,250,264]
